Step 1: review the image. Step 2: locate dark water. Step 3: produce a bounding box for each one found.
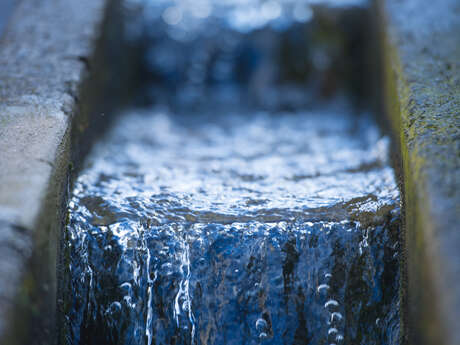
[62,1,400,344]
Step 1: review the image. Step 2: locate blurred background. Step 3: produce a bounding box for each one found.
[114,0,377,112]
[0,0,18,36]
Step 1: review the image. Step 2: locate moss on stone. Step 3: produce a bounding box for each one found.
[379,0,460,344]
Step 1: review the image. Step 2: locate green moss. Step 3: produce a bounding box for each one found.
[380,6,459,343]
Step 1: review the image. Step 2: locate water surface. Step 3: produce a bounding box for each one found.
[63,101,400,345]
[62,1,399,344]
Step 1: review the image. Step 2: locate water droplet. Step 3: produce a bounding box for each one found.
[162,6,183,26]
[120,282,132,292]
[256,318,268,331]
[261,0,282,21]
[330,312,343,322]
[317,283,330,293]
[106,301,122,316]
[293,3,313,23]
[325,300,339,308]
[328,328,338,335]
[182,300,190,311]
[259,332,268,339]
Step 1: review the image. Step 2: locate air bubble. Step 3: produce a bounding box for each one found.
[317,283,330,293]
[256,318,268,331]
[328,328,338,335]
[325,300,339,308]
[330,312,343,322]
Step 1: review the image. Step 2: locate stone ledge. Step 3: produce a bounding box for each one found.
[0,0,108,344]
[380,0,460,344]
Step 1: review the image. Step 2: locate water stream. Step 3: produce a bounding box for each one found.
[62,1,400,344]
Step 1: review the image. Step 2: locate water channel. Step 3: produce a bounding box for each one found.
[61,1,401,344]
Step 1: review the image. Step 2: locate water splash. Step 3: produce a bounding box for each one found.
[61,1,399,343]
[62,103,400,344]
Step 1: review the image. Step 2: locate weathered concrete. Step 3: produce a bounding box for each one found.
[379,0,460,344]
[1,0,458,344]
[0,0,108,344]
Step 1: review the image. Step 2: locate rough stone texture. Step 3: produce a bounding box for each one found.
[380,0,460,344]
[0,0,107,344]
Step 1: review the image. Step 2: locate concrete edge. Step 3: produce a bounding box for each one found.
[1,0,458,344]
[0,0,133,343]
[379,0,460,344]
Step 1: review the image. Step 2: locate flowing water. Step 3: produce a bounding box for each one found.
[62,1,400,344]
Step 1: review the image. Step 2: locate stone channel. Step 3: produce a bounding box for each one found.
[61,1,401,344]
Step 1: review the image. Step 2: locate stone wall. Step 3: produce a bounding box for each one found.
[379,0,460,344]
[0,0,141,343]
[0,0,458,344]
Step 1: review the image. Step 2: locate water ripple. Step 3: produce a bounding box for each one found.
[63,105,400,344]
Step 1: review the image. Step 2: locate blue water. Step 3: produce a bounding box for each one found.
[63,103,400,345]
[62,1,400,344]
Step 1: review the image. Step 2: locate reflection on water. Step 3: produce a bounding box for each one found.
[63,103,400,345]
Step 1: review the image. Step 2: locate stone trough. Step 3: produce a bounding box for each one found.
[0,0,458,344]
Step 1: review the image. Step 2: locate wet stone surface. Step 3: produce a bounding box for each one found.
[62,104,400,345]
